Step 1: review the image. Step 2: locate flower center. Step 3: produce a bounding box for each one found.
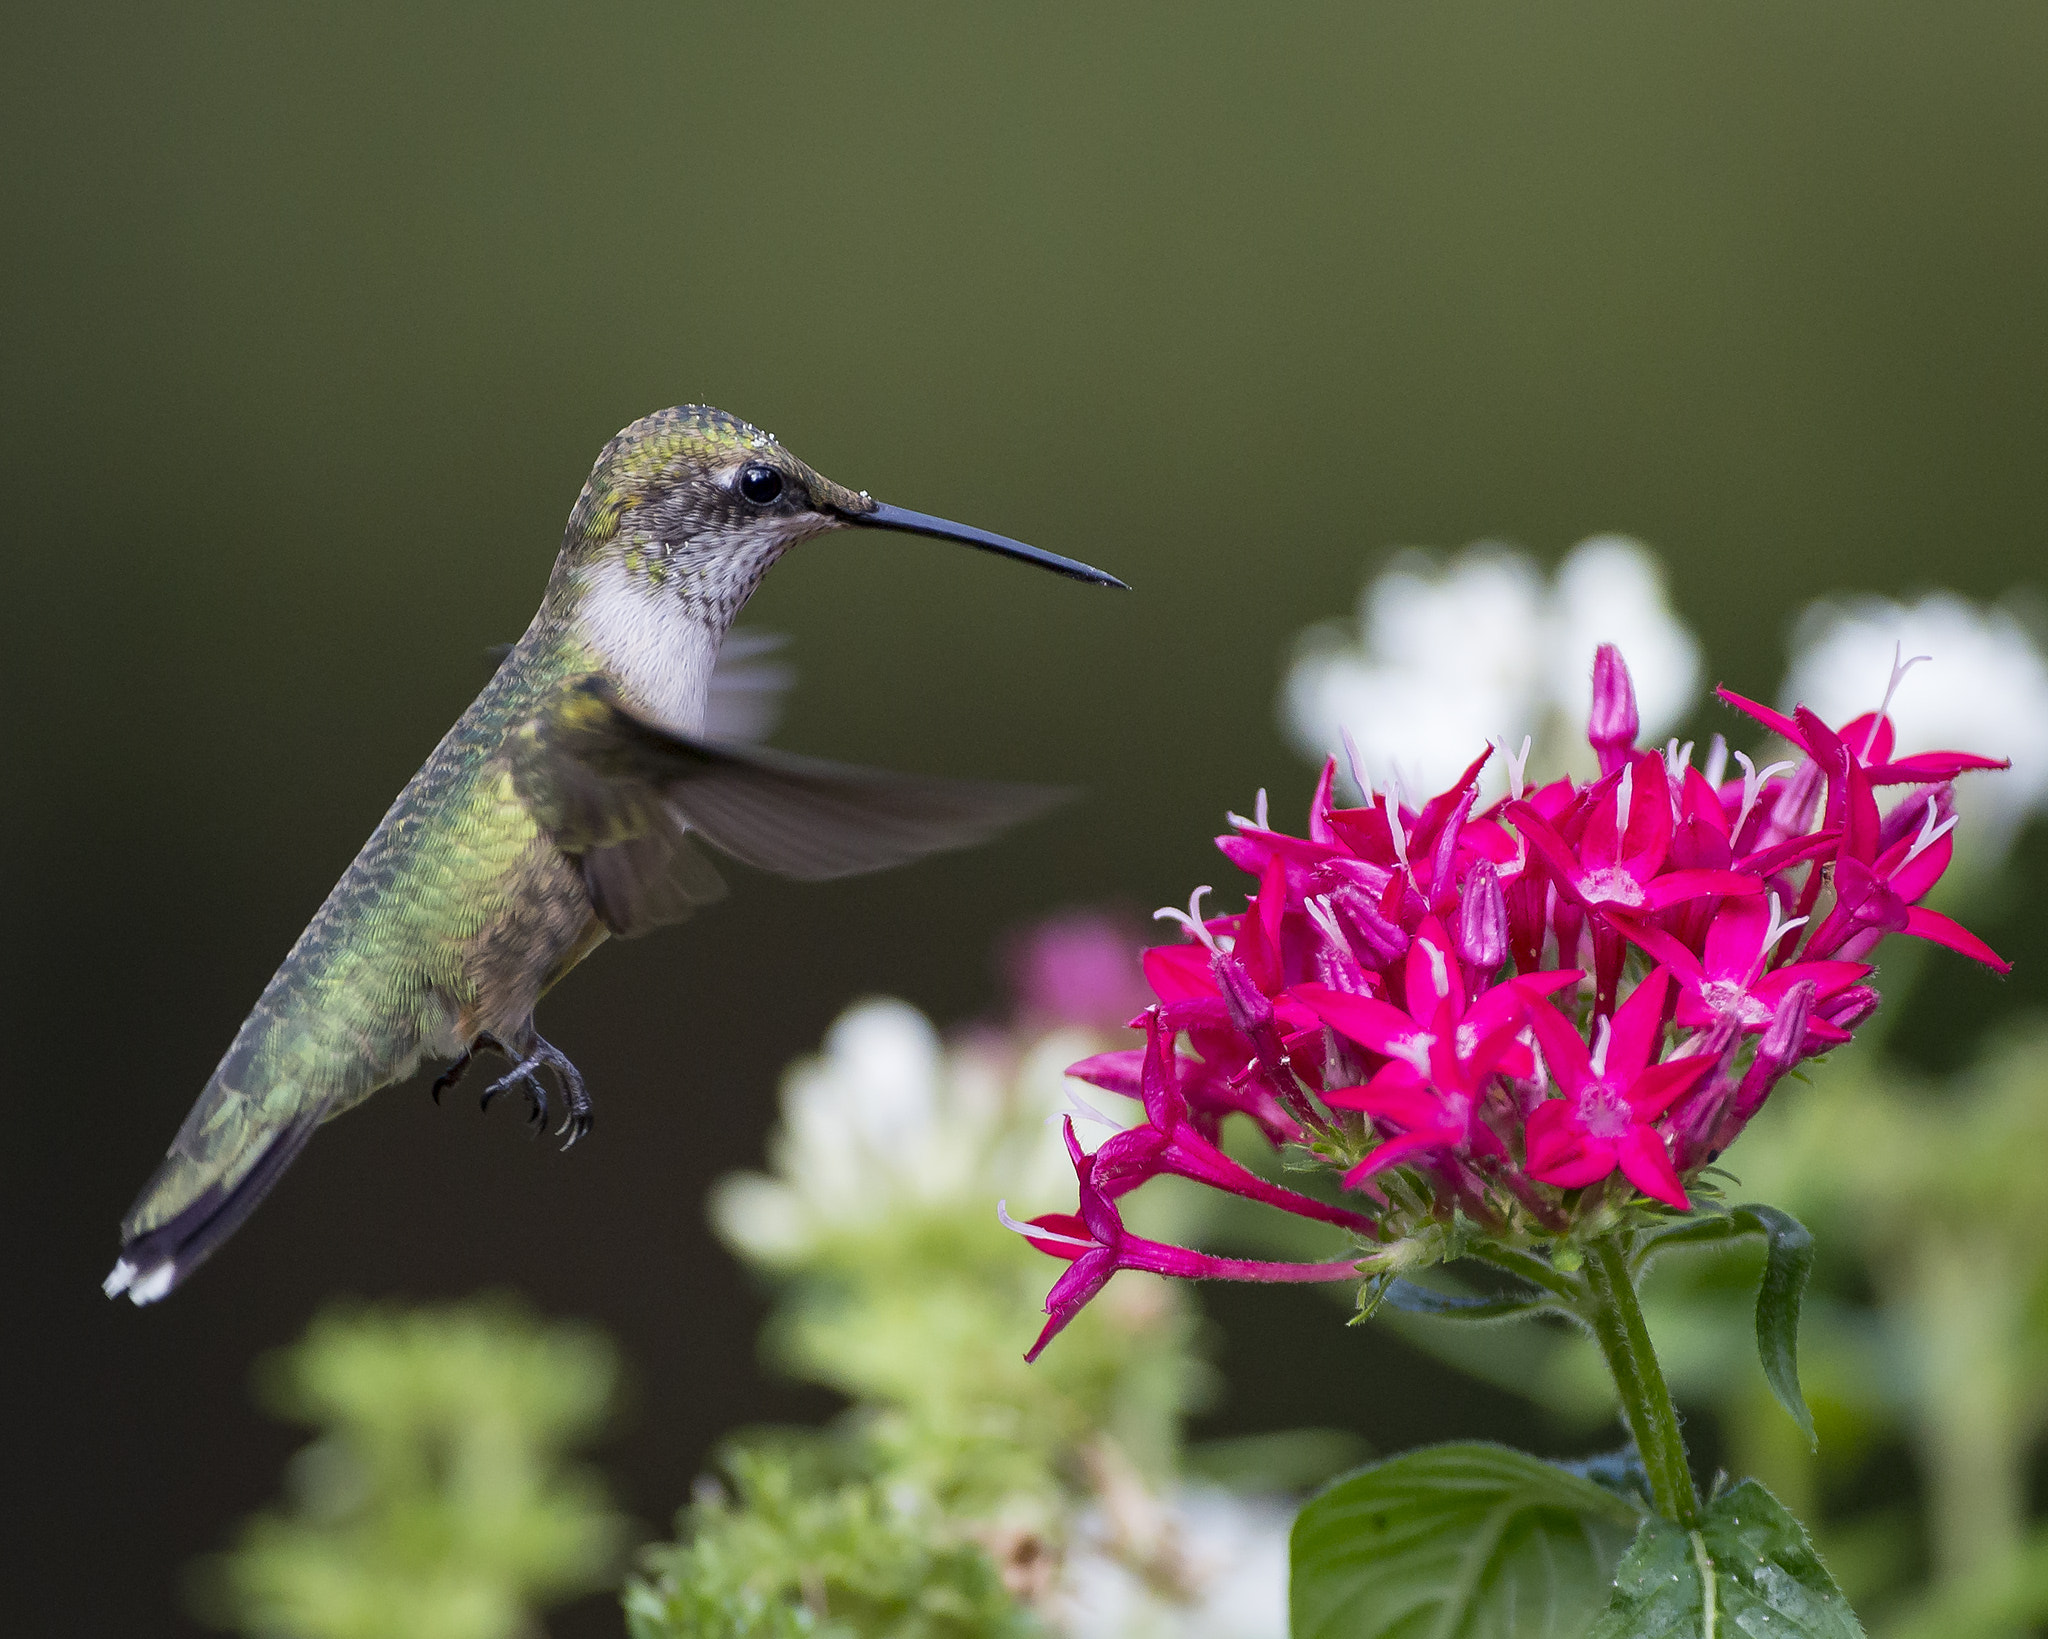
[1699,978,1771,1028]
[1577,1081,1634,1139]
[1578,867,1647,908]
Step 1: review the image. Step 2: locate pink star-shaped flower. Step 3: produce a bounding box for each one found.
[1524,969,1710,1210]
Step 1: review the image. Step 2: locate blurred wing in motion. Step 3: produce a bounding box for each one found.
[509,675,1067,937]
[704,628,795,743]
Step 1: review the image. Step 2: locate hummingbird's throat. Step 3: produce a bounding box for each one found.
[576,559,731,735]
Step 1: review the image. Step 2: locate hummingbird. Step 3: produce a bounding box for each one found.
[105,405,1125,1305]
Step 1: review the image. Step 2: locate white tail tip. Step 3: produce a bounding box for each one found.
[102,1257,174,1305]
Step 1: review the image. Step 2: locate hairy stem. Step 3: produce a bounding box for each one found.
[1582,1233,1700,1526]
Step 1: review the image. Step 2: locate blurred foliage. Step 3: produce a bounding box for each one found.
[1666,1007,2048,1638]
[193,1299,626,1639]
[628,995,1314,1636]
[624,1448,1037,1639]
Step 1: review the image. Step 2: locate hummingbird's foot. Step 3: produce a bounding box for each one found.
[430,1050,474,1104]
[479,1053,550,1133]
[547,1044,593,1149]
[476,1032,591,1150]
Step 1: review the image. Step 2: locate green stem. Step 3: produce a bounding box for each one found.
[1467,1240,1581,1304]
[1582,1234,1700,1526]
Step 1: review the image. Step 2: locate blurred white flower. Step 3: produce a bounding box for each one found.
[1782,592,2048,854]
[709,998,1093,1266]
[1057,1485,1291,1639]
[1283,536,1700,799]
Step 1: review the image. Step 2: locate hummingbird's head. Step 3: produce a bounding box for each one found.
[552,405,1125,630]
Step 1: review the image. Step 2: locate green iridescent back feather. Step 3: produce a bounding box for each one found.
[122,621,601,1239]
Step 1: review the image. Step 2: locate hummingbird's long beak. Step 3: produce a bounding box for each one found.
[840,501,1129,589]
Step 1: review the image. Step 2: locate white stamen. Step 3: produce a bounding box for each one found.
[1760,892,1809,963]
[1903,795,1960,867]
[1733,751,1796,840]
[1589,1014,1613,1077]
[997,1200,1096,1251]
[1306,894,1349,953]
[1340,727,1373,804]
[1048,1089,1128,1134]
[1382,772,1410,868]
[1154,886,1220,953]
[1615,762,1635,835]
[1873,641,1933,737]
[1664,738,1695,784]
[1702,733,1729,789]
[1492,735,1533,802]
[1225,788,1275,834]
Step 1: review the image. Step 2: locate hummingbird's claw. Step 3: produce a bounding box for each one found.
[469,1031,592,1150]
[430,1050,474,1105]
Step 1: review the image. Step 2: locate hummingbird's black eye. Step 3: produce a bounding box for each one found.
[739,464,784,505]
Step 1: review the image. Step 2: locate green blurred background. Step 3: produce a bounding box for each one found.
[7,5,2046,1632]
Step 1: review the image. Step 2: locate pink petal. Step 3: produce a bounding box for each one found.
[1750,959,1870,1006]
[1886,830,1952,903]
[1066,1049,1146,1098]
[1701,894,1769,982]
[1342,1130,1452,1187]
[1144,944,1215,1003]
[1525,1103,1614,1187]
[1617,1126,1690,1209]
[1867,751,2010,782]
[1505,802,1591,901]
[1739,829,1840,877]
[1403,919,1465,1024]
[1837,711,1895,766]
[1903,906,2011,973]
[1608,967,1674,1080]
[1642,868,1765,909]
[1624,1053,1714,1119]
[1715,687,1804,746]
[1613,918,1708,986]
[1293,984,1427,1058]
[1526,996,1595,1092]
[1308,757,1340,845]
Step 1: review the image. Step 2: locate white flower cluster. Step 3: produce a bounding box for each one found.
[1282,537,1701,799]
[1058,1485,1290,1639]
[710,998,1086,1265]
[1282,541,2048,863]
[1782,592,2048,853]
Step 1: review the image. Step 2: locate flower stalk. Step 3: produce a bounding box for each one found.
[1580,1234,1700,1527]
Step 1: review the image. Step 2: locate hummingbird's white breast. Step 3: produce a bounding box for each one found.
[576,559,722,735]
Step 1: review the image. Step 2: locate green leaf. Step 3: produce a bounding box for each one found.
[1639,1205,1817,1446]
[1381,1276,1551,1321]
[1289,1442,1642,1639]
[1588,1479,1863,1637]
[1730,1204,1817,1447]
[1637,1214,1747,1255]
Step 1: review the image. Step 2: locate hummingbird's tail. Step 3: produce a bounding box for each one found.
[104,973,412,1303]
[103,1102,323,1304]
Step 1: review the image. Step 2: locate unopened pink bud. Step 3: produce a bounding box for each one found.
[1589,643,1640,775]
[1732,978,1817,1127]
[1455,861,1508,973]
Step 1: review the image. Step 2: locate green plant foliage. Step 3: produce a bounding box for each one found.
[1588,1480,1863,1638]
[624,1449,1039,1639]
[1732,1206,1818,1449]
[709,1003,1213,1515]
[193,1298,626,1639]
[646,998,1293,1632]
[1642,1206,1818,1448]
[1288,1443,1642,1639]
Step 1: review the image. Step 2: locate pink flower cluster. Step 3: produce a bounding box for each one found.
[1019,646,2009,1360]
